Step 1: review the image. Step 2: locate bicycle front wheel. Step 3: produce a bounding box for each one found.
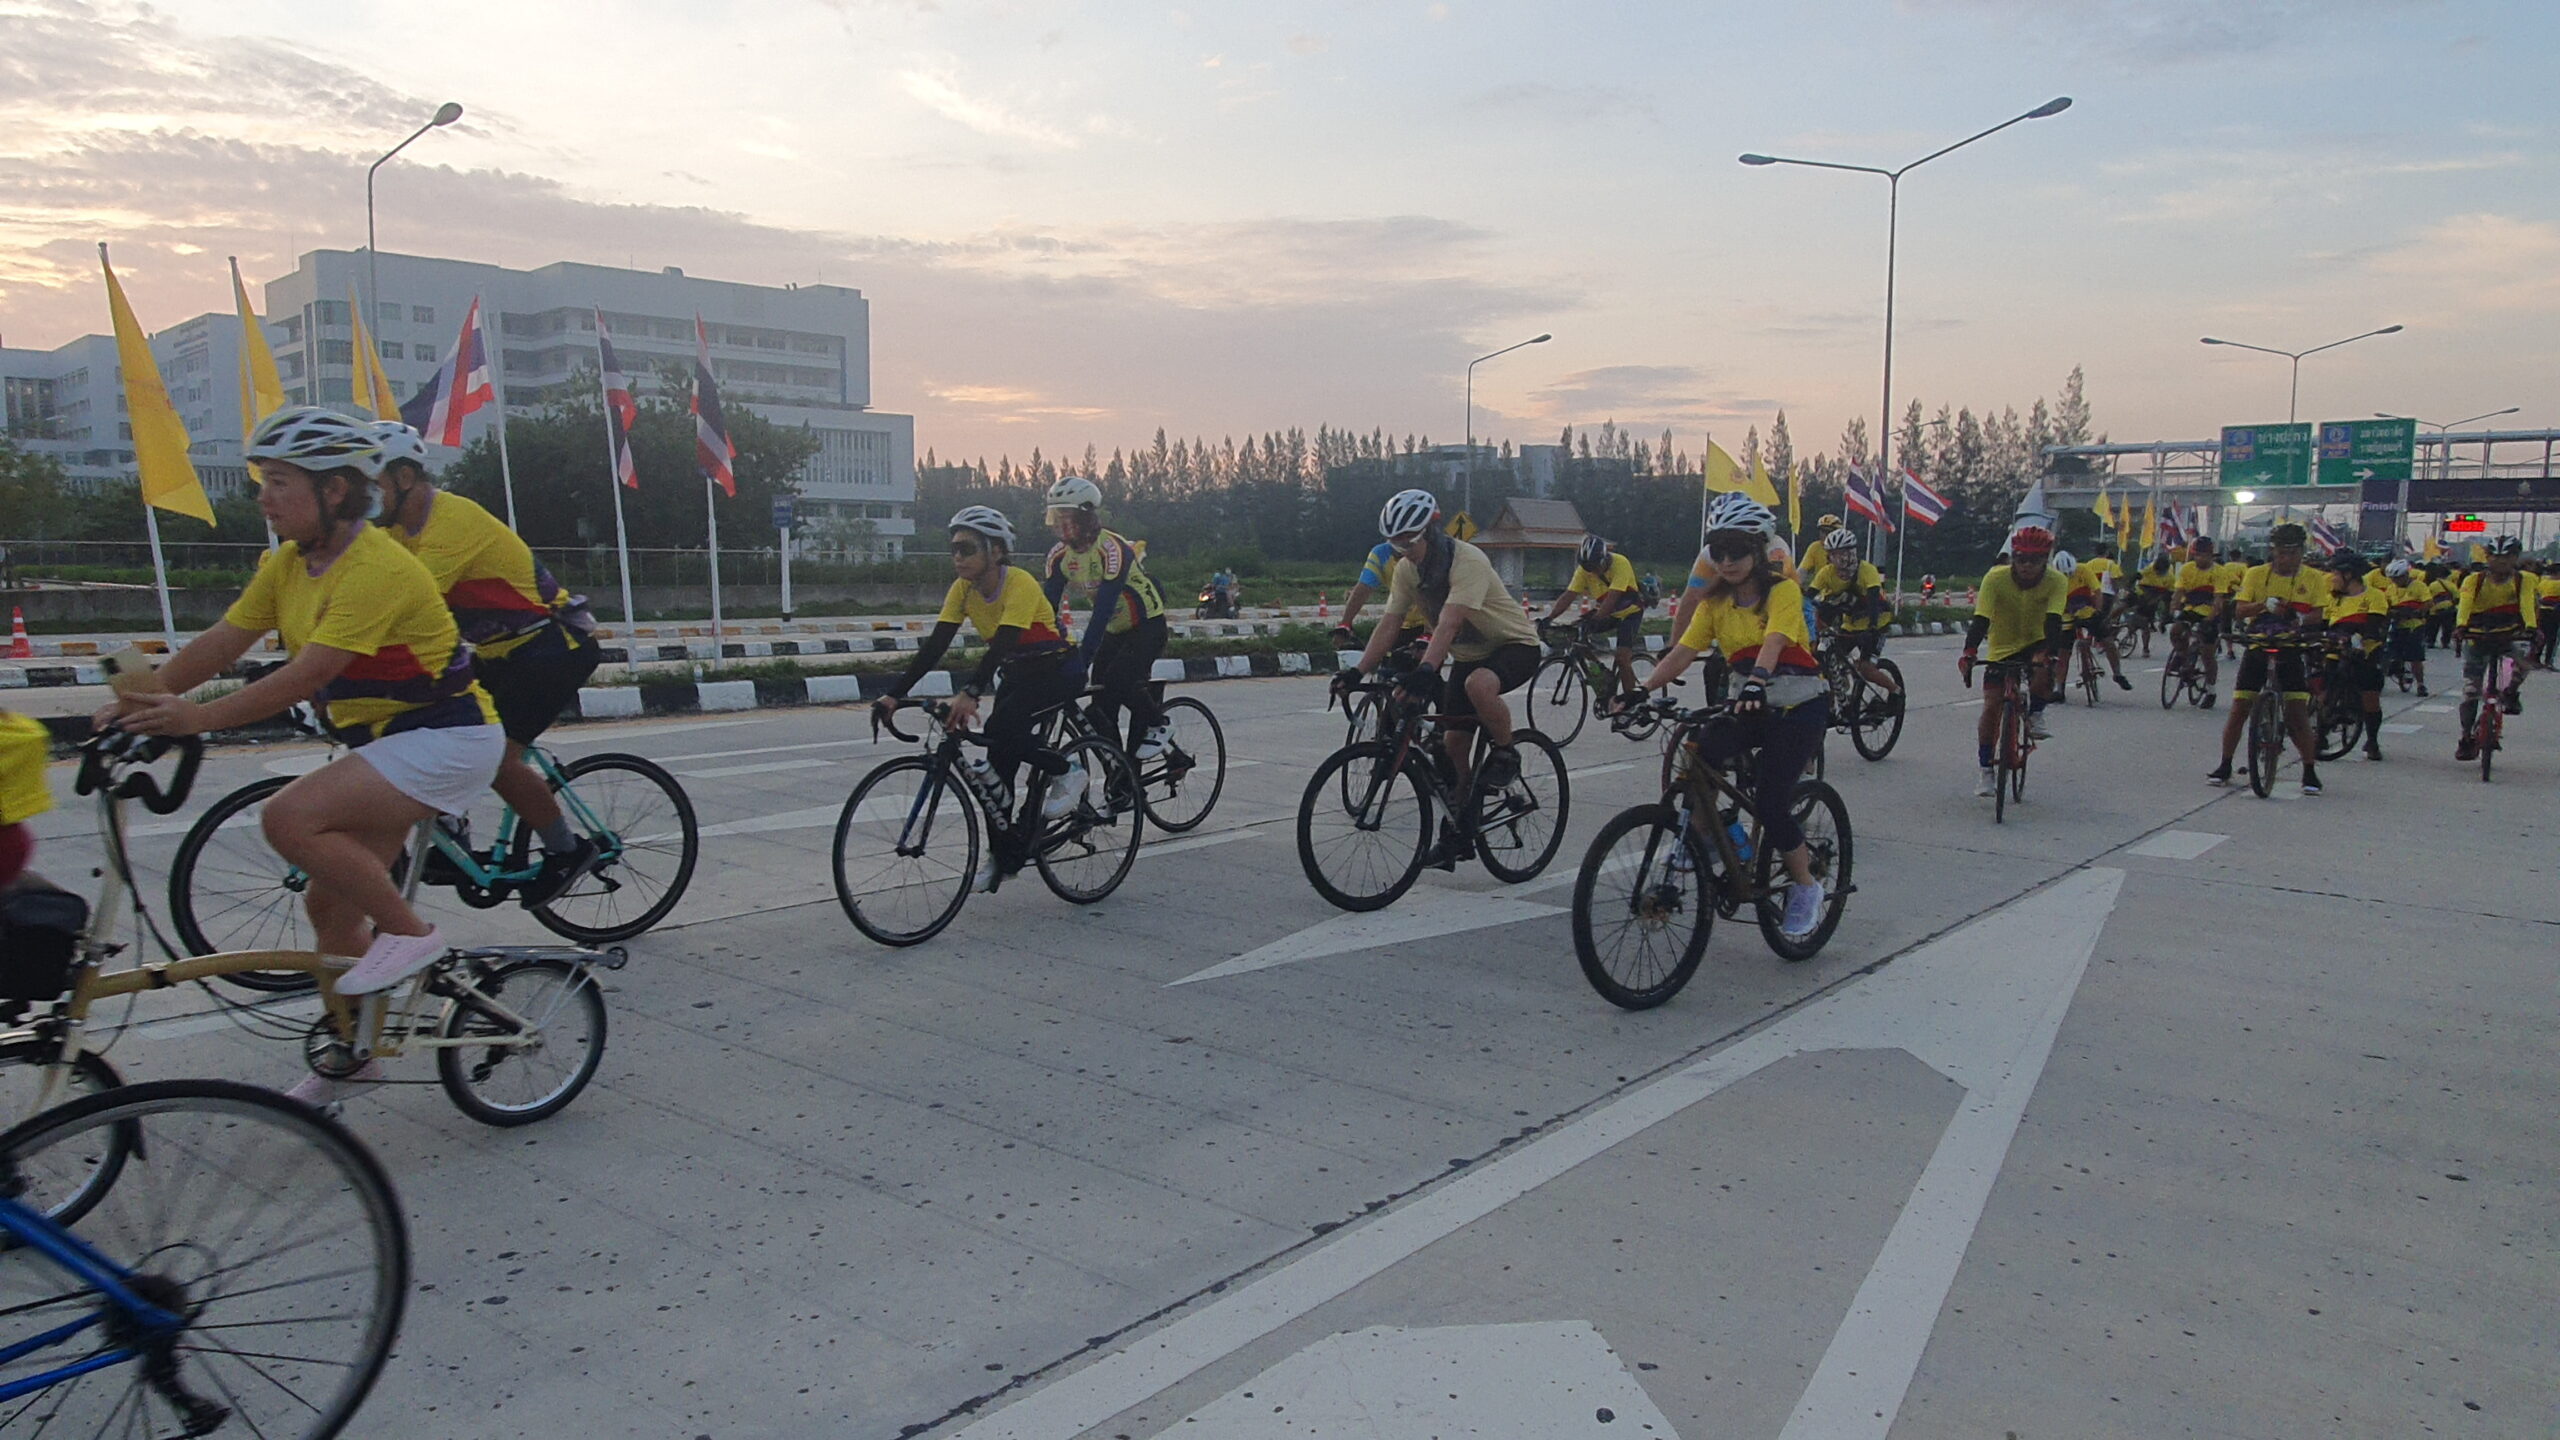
[1297,743,1430,912]
[2159,654,2184,710]
[1472,729,1570,883]
[1035,737,1146,904]
[1756,779,1852,961]
[1140,696,1226,833]
[168,776,327,993]
[0,1080,407,1440]
[833,756,978,946]
[1526,655,1590,746]
[436,957,608,1126]
[1848,659,1905,761]
[2246,693,2280,797]
[2315,688,2360,762]
[1572,803,1713,1009]
[531,753,700,943]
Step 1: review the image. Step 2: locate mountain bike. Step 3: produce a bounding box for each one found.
[1816,631,1904,760]
[0,1079,407,1438]
[170,737,696,991]
[1571,697,1853,1009]
[2123,592,2159,657]
[2312,641,2370,763]
[833,698,1144,945]
[2160,618,2214,710]
[1297,676,1569,911]
[1526,621,1644,747]
[1970,657,2040,823]
[2463,632,2524,782]
[2237,634,2318,798]
[5,731,618,1131]
[1038,680,1228,832]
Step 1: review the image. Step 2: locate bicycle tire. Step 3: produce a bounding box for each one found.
[1035,737,1146,904]
[529,753,700,943]
[1755,778,1852,961]
[1296,743,1430,912]
[1527,655,1590,746]
[2246,692,2279,797]
[2315,688,2360,762]
[1139,696,1225,833]
[435,957,608,1126]
[1472,729,1570,883]
[2079,645,2101,706]
[2159,653,2184,711]
[1848,659,1905,761]
[0,1079,408,1440]
[1343,691,1384,752]
[1572,803,1714,1010]
[833,755,978,946]
[0,1042,130,1225]
[168,775,413,993]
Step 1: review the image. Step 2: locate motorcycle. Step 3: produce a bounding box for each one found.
[1197,583,1238,620]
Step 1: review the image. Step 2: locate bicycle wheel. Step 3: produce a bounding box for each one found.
[832,756,978,947]
[1756,779,1852,961]
[529,753,700,943]
[1297,743,1430,912]
[0,1079,407,1440]
[1993,689,2017,824]
[2078,646,2100,706]
[1035,737,1146,904]
[1140,696,1226,833]
[1344,692,1384,752]
[2159,653,2185,710]
[2244,693,2280,797]
[2315,688,2360,762]
[0,1043,129,1226]
[1526,655,1590,746]
[167,776,345,994]
[433,956,607,1126]
[1847,659,1905,761]
[1572,803,1713,1010]
[1472,729,1570,883]
[2479,713,2496,783]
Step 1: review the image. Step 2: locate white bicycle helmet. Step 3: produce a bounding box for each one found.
[1044,475,1103,512]
[1823,527,1859,553]
[2487,535,2524,557]
[370,420,431,473]
[2051,549,2079,578]
[1703,491,1776,536]
[2384,559,2413,579]
[948,504,1016,547]
[246,405,385,476]
[1379,488,1441,539]
[1577,534,1611,570]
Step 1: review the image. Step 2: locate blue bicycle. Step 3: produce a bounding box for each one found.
[0,1078,407,1436]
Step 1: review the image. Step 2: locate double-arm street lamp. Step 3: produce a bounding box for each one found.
[2197,325,2403,425]
[1462,333,1551,520]
[1742,96,2072,594]
[2377,406,2519,548]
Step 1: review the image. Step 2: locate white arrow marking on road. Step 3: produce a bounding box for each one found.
[1175,1322,1678,1438]
[1168,890,1566,986]
[2123,829,2226,860]
[955,867,2124,1440]
[696,804,845,838]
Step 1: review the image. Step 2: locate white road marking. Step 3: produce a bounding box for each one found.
[696,804,844,838]
[260,754,328,777]
[2380,722,2425,734]
[654,737,868,764]
[1169,891,1566,986]
[549,717,771,745]
[1175,1323,1677,1438]
[673,757,840,779]
[956,867,2124,1440]
[1566,760,1637,779]
[2417,703,2456,713]
[1143,827,1271,860]
[2123,829,2227,860]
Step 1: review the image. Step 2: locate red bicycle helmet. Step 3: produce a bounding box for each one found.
[2008,524,2056,558]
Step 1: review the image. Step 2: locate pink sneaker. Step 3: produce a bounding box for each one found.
[333,928,447,996]
[285,1060,385,1106]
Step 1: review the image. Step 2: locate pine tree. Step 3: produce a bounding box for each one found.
[2053,365,2094,447]
[1768,411,1795,489]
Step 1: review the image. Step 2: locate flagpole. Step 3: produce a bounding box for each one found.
[597,389,641,679]
[1698,431,1712,552]
[141,504,179,652]
[705,476,724,649]
[485,296,520,530]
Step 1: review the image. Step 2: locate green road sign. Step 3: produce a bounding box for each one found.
[2218,423,2313,489]
[2316,417,2415,487]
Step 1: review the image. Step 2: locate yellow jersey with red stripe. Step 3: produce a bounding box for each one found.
[391,492,572,660]
[224,526,497,744]
[937,567,1067,653]
[1043,530,1164,635]
[2173,561,2227,617]
[1676,577,1817,675]
[2457,571,2538,633]
[2234,563,2329,631]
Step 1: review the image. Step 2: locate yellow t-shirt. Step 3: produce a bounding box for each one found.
[2428,577,2459,612]
[2325,581,2388,650]
[1974,564,2069,662]
[1808,560,1889,631]
[2214,560,2248,604]
[2136,561,2175,594]
[1383,538,1540,663]
[1566,552,1643,619]
[2233,563,2329,632]
[2080,557,2121,599]
[1676,577,1817,675]
[1043,530,1164,636]
[2536,573,2560,613]
[391,492,571,660]
[2173,560,2228,617]
[1798,539,1830,582]
[1687,540,1799,592]
[223,526,498,743]
[0,709,51,826]
[2457,571,2538,632]
[936,567,1067,652]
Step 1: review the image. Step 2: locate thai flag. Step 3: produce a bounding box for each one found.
[2159,503,2190,552]
[1900,467,1948,527]
[2308,514,2348,554]
[691,314,736,497]
[1845,465,1894,531]
[596,310,639,491]
[401,296,495,447]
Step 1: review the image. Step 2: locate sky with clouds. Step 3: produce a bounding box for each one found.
[4,0,2555,463]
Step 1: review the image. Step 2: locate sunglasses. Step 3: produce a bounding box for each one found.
[949,540,984,557]
[1704,534,1761,561]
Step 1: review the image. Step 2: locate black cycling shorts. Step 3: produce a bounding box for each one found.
[2232,643,2309,700]
[1833,628,1885,660]
[477,628,603,745]
[1605,610,1644,650]
[1442,643,1542,724]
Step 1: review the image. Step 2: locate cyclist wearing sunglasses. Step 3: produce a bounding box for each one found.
[1961,524,2067,798]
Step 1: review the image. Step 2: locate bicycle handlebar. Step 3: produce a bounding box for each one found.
[74,728,205,815]
[871,696,993,750]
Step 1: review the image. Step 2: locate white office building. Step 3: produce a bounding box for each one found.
[1,318,257,500]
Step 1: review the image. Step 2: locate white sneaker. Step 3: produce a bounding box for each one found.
[973,851,1000,894]
[1042,761,1086,820]
[1975,767,1996,798]
[2027,710,2052,740]
[1133,725,1172,760]
[332,928,446,996]
[285,1060,385,1107]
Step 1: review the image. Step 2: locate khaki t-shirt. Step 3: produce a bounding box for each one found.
[1383,538,1540,663]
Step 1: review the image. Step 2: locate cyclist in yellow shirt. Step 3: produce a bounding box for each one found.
[2130,548,2175,655]
[2454,537,2536,761]
[2324,551,2389,761]
[2531,559,2560,670]
[1797,514,1842,584]
[2425,562,2460,648]
[1542,534,1647,705]
[2214,547,2250,659]
[2379,558,2433,695]
[1040,476,1171,759]
[2058,547,2132,691]
[2171,535,2230,704]
[2206,524,2328,794]
[1961,524,2067,797]
[0,708,49,891]
[1805,527,1902,706]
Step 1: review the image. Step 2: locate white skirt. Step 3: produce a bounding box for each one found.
[353,724,506,816]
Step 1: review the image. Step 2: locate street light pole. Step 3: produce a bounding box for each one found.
[2198,325,2404,424]
[1462,333,1550,522]
[2379,407,2517,551]
[365,102,464,362]
[1742,96,2071,600]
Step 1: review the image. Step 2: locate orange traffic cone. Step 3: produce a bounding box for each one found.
[1059,599,1073,635]
[1317,591,1328,621]
[7,607,30,661]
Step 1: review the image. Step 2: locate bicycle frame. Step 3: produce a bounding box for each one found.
[0,1193,187,1404]
[1629,702,1786,909]
[1340,682,1488,837]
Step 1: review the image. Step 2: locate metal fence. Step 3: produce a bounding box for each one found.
[0,539,949,590]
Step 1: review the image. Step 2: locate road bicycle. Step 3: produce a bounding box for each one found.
[832,698,1144,946]
[0,1079,407,1438]
[2462,631,2525,783]
[1339,632,1430,750]
[1036,680,1227,833]
[1526,620,1647,747]
[2160,618,2217,710]
[3,731,618,1133]
[2311,641,2372,763]
[169,734,696,991]
[2122,592,2160,657]
[2071,616,2124,706]
[1815,630,1904,760]
[1570,697,1853,1009]
[1296,675,1569,911]
[1970,657,2041,823]
[2237,633,2320,799]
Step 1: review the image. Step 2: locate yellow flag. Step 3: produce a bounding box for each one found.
[1706,440,1780,506]
[99,244,214,525]
[231,257,285,439]
[2140,493,2158,549]
[1784,459,1803,534]
[2421,534,2442,560]
[2469,542,2486,564]
[346,286,400,419]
